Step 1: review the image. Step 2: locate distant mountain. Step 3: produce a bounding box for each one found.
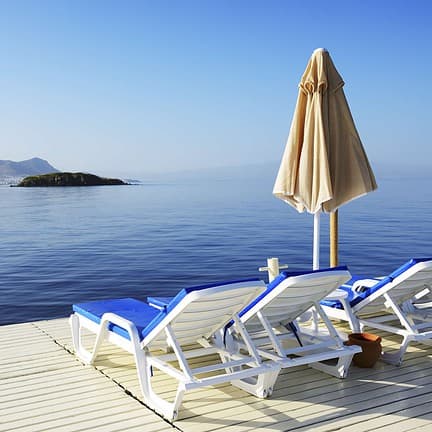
[0,157,59,177]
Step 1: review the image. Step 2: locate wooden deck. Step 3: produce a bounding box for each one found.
[1,318,432,432]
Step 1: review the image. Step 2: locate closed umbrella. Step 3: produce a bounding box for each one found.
[273,48,377,269]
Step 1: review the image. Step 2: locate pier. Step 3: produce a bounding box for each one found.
[2,318,432,431]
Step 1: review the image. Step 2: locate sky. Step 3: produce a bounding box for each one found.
[1,0,431,178]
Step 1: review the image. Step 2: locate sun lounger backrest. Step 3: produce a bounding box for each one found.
[239,267,351,330]
[143,279,266,348]
[354,259,432,314]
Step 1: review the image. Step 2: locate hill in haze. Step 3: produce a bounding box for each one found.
[16,172,127,187]
[0,157,59,179]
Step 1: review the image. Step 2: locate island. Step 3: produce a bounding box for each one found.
[16,172,128,187]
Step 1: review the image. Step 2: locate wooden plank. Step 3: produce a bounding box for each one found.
[1,364,94,393]
[2,404,161,432]
[336,403,432,431]
[0,321,176,432]
[290,393,432,432]
[163,357,431,421]
[3,317,432,432]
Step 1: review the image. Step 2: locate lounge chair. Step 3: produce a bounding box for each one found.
[321,258,432,365]
[150,267,361,380]
[70,279,280,421]
[226,266,360,378]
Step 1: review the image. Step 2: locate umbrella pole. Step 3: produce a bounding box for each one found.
[330,210,338,267]
[313,212,320,270]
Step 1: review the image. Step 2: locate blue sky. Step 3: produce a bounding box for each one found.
[1,0,431,177]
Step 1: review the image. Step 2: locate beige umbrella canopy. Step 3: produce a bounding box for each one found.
[273,48,377,269]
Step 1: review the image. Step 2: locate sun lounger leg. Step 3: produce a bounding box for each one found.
[381,334,413,366]
[70,311,183,420]
[308,353,354,378]
[305,304,356,378]
[134,345,185,421]
[222,319,279,398]
[340,298,361,332]
[231,369,279,398]
[69,313,107,364]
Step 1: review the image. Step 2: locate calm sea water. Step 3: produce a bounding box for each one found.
[2,166,432,325]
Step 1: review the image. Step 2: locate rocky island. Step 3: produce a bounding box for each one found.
[16,172,128,187]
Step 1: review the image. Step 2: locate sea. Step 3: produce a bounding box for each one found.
[1,164,432,326]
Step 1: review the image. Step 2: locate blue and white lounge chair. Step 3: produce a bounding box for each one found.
[226,266,360,378]
[151,267,361,380]
[321,258,432,365]
[70,279,280,421]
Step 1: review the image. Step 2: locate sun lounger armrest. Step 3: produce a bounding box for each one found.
[352,278,381,292]
[148,297,172,310]
[99,312,142,344]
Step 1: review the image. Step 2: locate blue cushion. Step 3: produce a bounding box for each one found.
[321,258,431,309]
[73,298,162,341]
